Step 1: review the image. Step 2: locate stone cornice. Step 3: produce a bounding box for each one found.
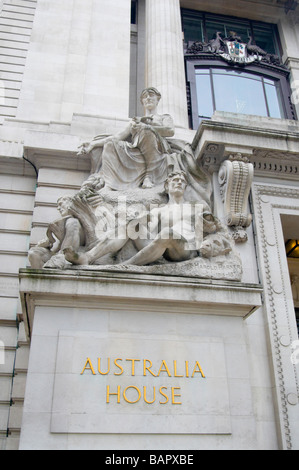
[1,114,299,181]
[19,267,263,339]
[193,115,299,178]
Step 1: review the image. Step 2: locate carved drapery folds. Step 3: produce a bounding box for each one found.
[218,153,254,243]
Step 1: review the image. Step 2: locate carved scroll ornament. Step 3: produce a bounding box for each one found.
[218,153,254,243]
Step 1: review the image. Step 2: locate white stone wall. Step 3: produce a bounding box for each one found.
[16,0,132,123]
[0,171,36,449]
[30,166,89,248]
[0,0,299,450]
[18,272,266,450]
[0,0,38,123]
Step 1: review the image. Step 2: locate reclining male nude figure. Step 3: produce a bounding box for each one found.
[64,172,222,267]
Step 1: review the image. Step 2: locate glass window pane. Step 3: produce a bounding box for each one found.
[131,0,137,25]
[212,70,268,116]
[214,69,260,81]
[223,25,250,43]
[206,18,250,43]
[252,23,278,55]
[183,15,204,43]
[196,71,214,118]
[205,20,226,42]
[182,10,280,56]
[264,78,275,85]
[196,69,210,75]
[264,82,284,118]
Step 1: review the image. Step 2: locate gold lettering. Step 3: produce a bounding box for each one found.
[98,357,110,375]
[143,359,156,377]
[173,360,183,377]
[80,358,96,375]
[159,386,169,404]
[114,358,124,376]
[157,360,171,377]
[191,361,205,378]
[126,358,140,376]
[123,386,141,404]
[171,387,182,405]
[185,361,189,378]
[143,386,156,404]
[106,385,120,404]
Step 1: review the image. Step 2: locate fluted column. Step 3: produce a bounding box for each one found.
[145,0,189,128]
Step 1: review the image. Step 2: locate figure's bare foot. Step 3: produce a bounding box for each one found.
[142,176,154,189]
[63,247,89,265]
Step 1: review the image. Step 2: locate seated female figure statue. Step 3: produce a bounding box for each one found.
[78,88,175,190]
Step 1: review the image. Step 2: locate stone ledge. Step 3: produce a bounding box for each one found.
[19,267,263,339]
[1,112,299,179]
[193,113,299,170]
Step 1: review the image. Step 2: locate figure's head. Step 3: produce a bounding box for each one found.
[164,172,187,196]
[57,195,72,217]
[140,87,161,111]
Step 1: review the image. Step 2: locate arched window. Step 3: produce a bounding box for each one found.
[188,63,291,124]
[182,10,296,128]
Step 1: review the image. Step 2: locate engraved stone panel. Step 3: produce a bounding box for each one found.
[51,331,231,435]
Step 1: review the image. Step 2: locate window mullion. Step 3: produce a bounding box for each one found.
[249,20,255,43]
[261,77,271,117]
[202,12,208,43]
[209,69,217,114]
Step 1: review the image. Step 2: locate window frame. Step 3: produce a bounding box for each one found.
[181,9,283,58]
[296,308,299,337]
[131,0,138,25]
[186,58,295,128]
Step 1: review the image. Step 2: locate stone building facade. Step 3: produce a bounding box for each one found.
[0,0,298,450]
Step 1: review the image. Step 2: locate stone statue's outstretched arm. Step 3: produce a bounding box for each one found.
[78,124,132,156]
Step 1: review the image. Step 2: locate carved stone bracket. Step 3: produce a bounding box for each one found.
[218,153,254,243]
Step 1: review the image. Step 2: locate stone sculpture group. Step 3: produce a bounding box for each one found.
[29,88,248,281]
